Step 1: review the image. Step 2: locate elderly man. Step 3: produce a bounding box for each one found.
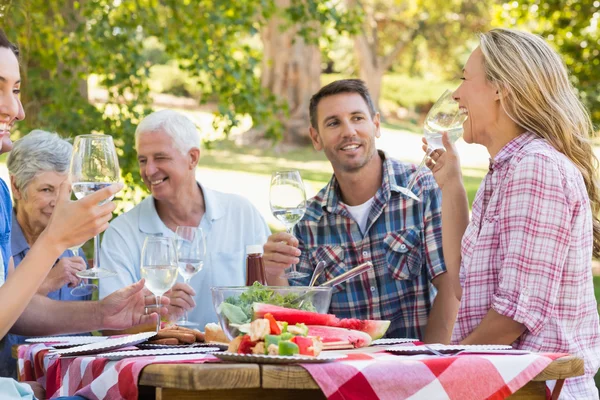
[100,110,270,327]
[264,79,459,342]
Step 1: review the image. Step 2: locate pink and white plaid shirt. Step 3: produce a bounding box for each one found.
[452,132,600,399]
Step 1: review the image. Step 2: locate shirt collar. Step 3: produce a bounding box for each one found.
[490,132,538,170]
[11,211,30,256]
[321,150,397,214]
[138,181,224,234]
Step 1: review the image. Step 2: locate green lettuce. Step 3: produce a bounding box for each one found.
[223,282,316,321]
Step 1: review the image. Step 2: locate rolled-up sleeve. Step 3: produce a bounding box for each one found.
[492,154,571,335]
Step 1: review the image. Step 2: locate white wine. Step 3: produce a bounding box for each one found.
[178,258,203,280]
[272,208,305,228]
[141,265,178,296]
[423,126,463,150]
[72,182,115,204]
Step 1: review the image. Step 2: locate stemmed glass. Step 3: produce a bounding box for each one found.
[69,134,120,279]
[175,226,206,327]
[398,89,467,201]
[269,170,309,280]
[141,236,179,332]
[69,242,97,296]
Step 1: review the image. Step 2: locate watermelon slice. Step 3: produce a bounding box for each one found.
[253,303,390,339]
[307,325,372,348]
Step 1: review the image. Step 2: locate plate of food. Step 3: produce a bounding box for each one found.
[98,347,221,361]
[217,313,348,364]
[49,332,157,357]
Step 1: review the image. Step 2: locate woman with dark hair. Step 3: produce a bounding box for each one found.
[0,30,168,399]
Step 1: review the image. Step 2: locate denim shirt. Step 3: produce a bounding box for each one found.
[0,179,12,285]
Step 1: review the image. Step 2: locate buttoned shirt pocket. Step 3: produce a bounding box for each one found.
[384,229,423,281]
[312,245,347,294]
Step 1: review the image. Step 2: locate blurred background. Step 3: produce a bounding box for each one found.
[1,0,599,359]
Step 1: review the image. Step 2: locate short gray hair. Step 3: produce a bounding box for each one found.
[135,109,200,155]
[7,130,72,197]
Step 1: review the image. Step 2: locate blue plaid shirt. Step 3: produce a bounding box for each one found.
[291,151,445,339]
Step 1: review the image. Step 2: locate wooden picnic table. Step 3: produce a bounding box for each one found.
[137,355,584,400]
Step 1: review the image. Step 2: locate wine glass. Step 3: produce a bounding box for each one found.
[175,226,206,327]
[69,242,97,296]
[269,170,309,280]
[141,235,179,332]
[69,134,120,279]
[398,89,468,201]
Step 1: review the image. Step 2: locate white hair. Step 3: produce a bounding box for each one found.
[7,129,72,198]
[135,109,200,155]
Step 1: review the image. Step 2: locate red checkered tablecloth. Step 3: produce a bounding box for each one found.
[18,344,566,400]
[300,351,565,400]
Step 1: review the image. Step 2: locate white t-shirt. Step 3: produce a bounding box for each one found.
[344,197,375,235]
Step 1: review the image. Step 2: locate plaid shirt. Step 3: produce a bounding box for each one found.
[290,151,446,339]
[452,132,600,399]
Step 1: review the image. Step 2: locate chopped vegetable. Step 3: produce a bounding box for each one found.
[264,334,281,352]
[280,332,293,341]
[279,340,299,356]
[291,336,315,356]
[238,335,257,354]
[264,313,281,335]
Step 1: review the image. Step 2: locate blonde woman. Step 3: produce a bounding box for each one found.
[426,28,600,398]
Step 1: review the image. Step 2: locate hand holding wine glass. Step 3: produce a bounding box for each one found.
[398,89,467,201]
[69,134,121,279]
[269,170,309,280]
[141,235,179,332]
[175,226,206,327]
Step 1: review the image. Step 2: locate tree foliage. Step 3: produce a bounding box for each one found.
[494,0,600,128]
[1,0,351,211]
[348,0,490,111]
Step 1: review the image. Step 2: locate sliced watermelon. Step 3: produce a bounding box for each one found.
[253,303,390,339]
[335,318,391,340]
[307,325,372,348]
[253,303,337,326]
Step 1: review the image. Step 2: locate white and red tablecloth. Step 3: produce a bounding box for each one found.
[17,343,565,400]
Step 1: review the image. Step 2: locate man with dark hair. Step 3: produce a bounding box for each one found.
[264,79,459,342]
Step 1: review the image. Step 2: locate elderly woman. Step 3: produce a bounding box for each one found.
[427,28,600,398]
[0,130,91,378]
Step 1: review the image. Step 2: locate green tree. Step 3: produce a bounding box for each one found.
[494,0,600,128]
[1,0,352,210]
[347,0,490,113]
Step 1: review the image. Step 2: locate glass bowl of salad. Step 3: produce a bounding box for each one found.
[211,283,333,341]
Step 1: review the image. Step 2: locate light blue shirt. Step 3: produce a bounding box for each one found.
[99,183,271,328]
[0,378,35,399]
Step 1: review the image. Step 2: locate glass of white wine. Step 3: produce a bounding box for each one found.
[269,170,309,280]
[69,242,97,296]
[398,89,468,201]
[70,134,120,279]
[140,235,179,332]
[175,226,206,327]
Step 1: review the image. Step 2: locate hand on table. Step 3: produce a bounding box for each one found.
[98,280,169,330]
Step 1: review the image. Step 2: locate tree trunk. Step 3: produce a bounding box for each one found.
[354,34,384,114]
[260,0,321,145]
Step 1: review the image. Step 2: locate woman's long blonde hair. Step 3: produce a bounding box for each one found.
[479,28,600,258]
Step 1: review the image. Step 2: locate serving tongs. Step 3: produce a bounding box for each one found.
[293,262,373,307]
